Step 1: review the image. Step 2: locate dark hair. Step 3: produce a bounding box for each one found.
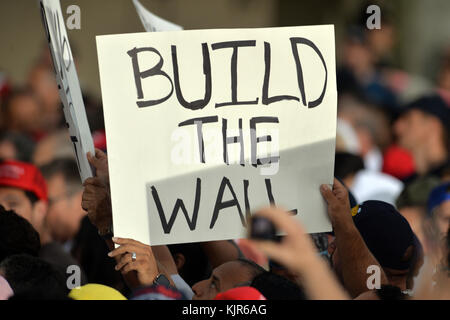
[236,258,266,281]
[250,271,306,300]
[375,285,408,300]
[168,243,211,287]
[0,205,41,263]
[83,93,105,132]
[0,254,68,299]
[24,190,39,205]
[40,158,81,195]
[0,131,35,162]
[334,152,365,180]
[1,88,39,118]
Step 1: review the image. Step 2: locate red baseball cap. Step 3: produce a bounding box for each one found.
[0,160,47,202]
[214,287,266,300]
[382,144,415,180]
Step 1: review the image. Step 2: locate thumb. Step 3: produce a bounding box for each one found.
[87,150,105,170]
[87,151,97,167]
[320,184,336,205]
[95,148,107,161]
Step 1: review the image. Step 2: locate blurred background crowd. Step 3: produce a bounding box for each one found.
[0,0,449,300]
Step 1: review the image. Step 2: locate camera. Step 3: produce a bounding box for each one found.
[248,216,278,241]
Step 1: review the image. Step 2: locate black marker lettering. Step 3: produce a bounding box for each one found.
[210,177,246,229]
[262,42,299,105]
[290,37,328,108]
[211,40,259,108]
[179,116,218,163]
[151,178,201,234]
[250,117,280,167]
[265,179,298,215]
[243,179,251,220]
[222,118,244,166]
[172,43,212,110]
[127,47,174,108]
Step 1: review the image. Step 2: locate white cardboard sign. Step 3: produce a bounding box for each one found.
[132,0,183,32]
[96,25,337,246]
[39,0,95,182]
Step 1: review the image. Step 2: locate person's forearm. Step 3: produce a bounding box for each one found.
[333,220,388,298]
[152,245,178,275]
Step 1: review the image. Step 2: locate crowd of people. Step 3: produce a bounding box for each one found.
[0,12,449,301]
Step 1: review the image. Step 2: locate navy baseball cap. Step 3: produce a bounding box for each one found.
[352,200,422,271]
[427,182,450,216]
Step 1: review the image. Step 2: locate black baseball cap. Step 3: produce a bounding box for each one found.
[402,94,450,130]
[352,200,422,271]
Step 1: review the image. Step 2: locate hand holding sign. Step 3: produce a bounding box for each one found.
[109,237,175,289]
[82,149,112,234]
[82,176,112,235]
[87,148,109,184]
[319,179,353,229]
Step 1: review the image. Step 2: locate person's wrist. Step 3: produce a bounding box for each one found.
[330,207,354,230]
[139,268,161,286]
[98,224,114,237]
[332,216,357,236]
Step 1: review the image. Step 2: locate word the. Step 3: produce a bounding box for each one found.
[171,126,280,176]
[177,116,279,168]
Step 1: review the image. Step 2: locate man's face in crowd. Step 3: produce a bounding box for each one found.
[435,200,450,238]
[330,233,421,291]
[399,207,426,252]
[46,173,82,242]
[27,66,60,113]
[0,140,17,161]
[0,187,47,236]
[191,261,253,300]
[0,187,34,222]
[7,95,41,133]
[394,109,434,152]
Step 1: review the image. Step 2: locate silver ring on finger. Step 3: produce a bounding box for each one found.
[131,252,137,262]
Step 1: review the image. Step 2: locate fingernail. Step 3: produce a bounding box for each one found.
[112,237,118,242]
[108,251,112,257]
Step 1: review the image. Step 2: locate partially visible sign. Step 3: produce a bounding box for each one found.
[39,0,95,182]
[132,0,183,32]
